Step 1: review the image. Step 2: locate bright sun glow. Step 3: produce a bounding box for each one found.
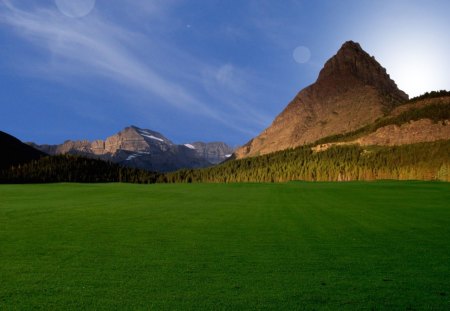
[362,9,449,98]
[380,38,447,98]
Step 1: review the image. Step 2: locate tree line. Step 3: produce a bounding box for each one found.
[0,155,159,184]
[1,141,448,184]
[409,90,450,103]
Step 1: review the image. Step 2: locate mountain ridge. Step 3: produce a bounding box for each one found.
[31,126,234,172]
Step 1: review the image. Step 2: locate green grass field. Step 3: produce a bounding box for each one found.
[1,182,449,310]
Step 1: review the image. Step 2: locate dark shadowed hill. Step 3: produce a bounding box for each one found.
[0,131,46,170]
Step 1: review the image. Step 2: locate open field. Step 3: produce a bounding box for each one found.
[0,182,449,309]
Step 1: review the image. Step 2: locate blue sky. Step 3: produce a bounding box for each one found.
[1,0,449,146]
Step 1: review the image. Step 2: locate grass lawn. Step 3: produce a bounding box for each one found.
[0,181,449,310]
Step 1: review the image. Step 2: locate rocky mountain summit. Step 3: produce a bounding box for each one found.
[32,126,234,172]
[236,41,409,158]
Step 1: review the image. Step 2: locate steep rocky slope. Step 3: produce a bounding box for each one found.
[236,41,409,158]
[312,96,450,151]
[187,142,234,164]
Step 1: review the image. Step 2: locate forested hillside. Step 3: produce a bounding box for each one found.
[164,140,450,183]
[0,155,159,184]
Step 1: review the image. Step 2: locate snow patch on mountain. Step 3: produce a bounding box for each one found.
[141,134,164,142]
[184,144,196,149]
[126,154,141,161]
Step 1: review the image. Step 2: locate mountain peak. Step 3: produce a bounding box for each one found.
[316,41,408,102]
[235,40,410,159]
[118,125,173,145]
[340,40,363,51]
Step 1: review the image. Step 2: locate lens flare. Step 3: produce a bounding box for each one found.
[293,46,311,64]
[55,0,96,18]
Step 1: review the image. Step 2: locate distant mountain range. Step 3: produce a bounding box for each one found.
[1,40,449,182]
[29,126,234,172]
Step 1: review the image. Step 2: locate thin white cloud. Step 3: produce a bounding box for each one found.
[1,3,198,109]
[0,0,265,135]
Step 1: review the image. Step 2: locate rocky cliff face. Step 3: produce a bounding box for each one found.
[356,119,450,146]
[187,142,234,164]
[235,41,409,158]
[311,96,450,152]
[32,126,233,172]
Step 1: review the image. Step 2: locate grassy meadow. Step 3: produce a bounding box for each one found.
[0,182,449,309]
